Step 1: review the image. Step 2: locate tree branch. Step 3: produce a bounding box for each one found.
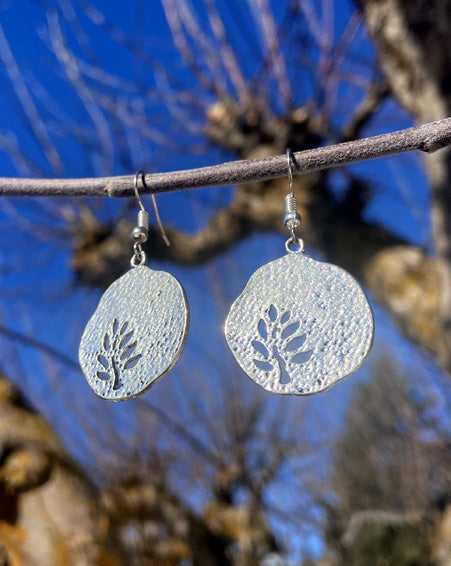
[340,81,390,142]
[1,117,451,197]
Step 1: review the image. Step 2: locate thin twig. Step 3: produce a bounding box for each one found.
[1,117,451,198]
[0,24,64,174]
[340,81,390,142]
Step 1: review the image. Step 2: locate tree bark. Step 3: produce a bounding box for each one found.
[0,374,114,566]
[358,0,451,366]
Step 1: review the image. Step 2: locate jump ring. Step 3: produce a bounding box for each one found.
[285,236,305,254]
[130,250,147,267]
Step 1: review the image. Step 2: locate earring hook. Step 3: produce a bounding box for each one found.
[133,170,171,247]
[284,149,304,253]
[287,148,294,198]
[134,171,147,212]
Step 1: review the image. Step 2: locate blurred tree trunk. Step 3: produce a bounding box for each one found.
[0,373,114,566]
[359,0,451,367]
[0,372,279,565]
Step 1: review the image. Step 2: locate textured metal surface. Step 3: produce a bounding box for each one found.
[225,253,374,395]
[79,265,189,400]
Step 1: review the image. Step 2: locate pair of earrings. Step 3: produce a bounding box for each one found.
[79,152,374,401]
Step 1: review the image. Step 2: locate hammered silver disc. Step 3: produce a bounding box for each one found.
[225,253,374,395]
[79,265,189,400]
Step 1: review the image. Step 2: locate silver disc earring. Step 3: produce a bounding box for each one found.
[225,150,374,395]
[79,171,189,400]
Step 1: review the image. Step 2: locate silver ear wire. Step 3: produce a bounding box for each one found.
[131,171,170,266]
[133,171,149,237]
[134,170,147,213]
[133,170,170,248]
[131,171,149,266]
[150,193,171,247]
[286,148,294,197]
[284,149,304,253]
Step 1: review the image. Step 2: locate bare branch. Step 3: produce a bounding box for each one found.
[46,12,115,176]
[340,81,390,142]
[161,0,223,97]
[248,0,292,109]
[0,117,451,198]
[0,24,64,174]
[204,0,251,105]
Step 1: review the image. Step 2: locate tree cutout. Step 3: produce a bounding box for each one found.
[96,318,142,390]
[252,304,313,384]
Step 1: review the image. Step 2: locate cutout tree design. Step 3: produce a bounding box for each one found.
[96,319,142,390]
[252,304,313,384]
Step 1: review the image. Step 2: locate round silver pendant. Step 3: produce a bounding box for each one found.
[225,253,374,395]
[79,265,189,400]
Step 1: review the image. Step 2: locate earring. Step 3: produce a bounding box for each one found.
[79,171,189,400]
[225,150,374,395]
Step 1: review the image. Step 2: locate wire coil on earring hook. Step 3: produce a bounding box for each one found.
[134,170,171,248]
